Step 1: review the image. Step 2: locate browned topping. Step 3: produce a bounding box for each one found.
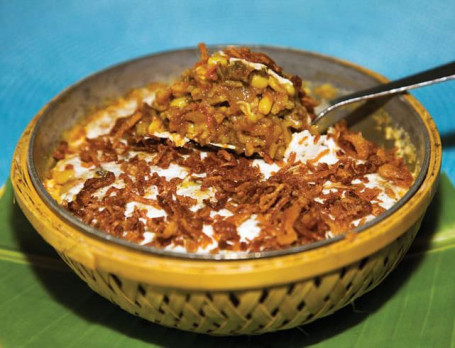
[52,110,413,253]
[52,141,68,160]
[112,111,143,147]
[378,163,413,188]
[222,45,283,75]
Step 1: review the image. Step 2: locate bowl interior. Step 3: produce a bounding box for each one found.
[28,46,430,260]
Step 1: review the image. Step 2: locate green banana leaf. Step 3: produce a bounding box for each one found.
[1,173,455,347]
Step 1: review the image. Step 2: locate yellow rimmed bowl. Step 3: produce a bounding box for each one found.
[11,46,441,336]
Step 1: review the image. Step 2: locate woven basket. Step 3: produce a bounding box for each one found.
[56,225,418,335]
[11,48,441,336]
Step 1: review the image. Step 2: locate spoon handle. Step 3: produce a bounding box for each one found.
[313,61,455,130]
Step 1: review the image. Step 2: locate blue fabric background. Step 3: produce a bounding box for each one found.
[1,0,455,185]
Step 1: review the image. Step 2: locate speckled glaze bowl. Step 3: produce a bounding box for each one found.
[11,46,441,335]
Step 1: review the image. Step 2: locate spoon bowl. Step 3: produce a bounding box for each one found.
[312,60,455,133]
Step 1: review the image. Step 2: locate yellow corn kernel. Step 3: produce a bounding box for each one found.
[170,97,188,108]
[247,112,260,122]
[208,55,228,67]
[54,169,74,185]
[135,122,148,136]
[258,95,273,115]
[284,83,296,96]
[268,76,286,93]
[200,124,210,140]
[191,87,202,100]
[195,66,207,77]
[147,118,163,134]
[251,74,269,89]
[186,123,196,136]
[237,101,259,122]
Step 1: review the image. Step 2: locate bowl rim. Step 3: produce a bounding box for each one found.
[27,45,431,261]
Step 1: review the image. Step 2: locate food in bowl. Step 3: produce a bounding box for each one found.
[44,45,413,254]
[148,43,317,160]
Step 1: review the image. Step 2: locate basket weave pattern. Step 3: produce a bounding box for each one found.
[58,223,418,335]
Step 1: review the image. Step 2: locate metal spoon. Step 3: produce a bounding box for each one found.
[312,60,455,133]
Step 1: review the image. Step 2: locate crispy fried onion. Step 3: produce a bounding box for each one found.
[61,117,412,252]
